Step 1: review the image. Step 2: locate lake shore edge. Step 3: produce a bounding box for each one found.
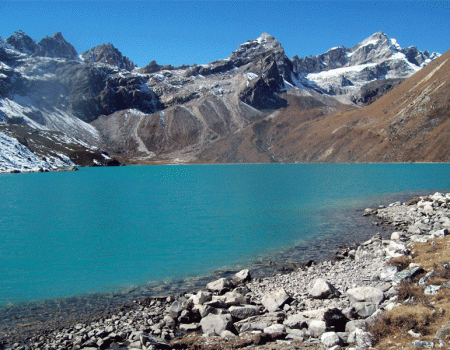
[2,191,450,349]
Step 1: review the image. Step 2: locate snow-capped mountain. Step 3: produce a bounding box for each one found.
[0,30,442,171]
[291,31,440,96]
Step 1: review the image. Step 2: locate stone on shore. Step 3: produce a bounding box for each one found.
[234,312,285,333]
[321,331,341,348]
[346,286,384,305]
[261,288,291,312]
[352,302,378,318]
[392,266,425,284]
[200,313,234,336]
[190,290,212,305]
[229,305,259,320]
[283,313,308,329]
[206,278,234,294]
[263,324,286,334]
[308,320,327,337]
[348,328,373,348]
[379,265,398,281]
[232,269,251,284]
[167,297,191,318]
[309,278,339,299]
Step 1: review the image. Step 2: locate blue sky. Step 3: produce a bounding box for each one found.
[1,1,449,67]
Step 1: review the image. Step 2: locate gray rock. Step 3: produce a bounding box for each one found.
[411,340,434,348]
[308,320,327,338]
[309,278,339,299]
[163,315,175,328]
[232,269,251,284]
[206,278,234,294]
[200,314,234,335]
[229,305,259,320]
[190,290,212,305]
[435,325,450,340]
[408,329,421,338]
[424,285,441,296]
[390,231,404,240]
[286,328,306,340]
[263,324,286,334]
[141,334,170,349]
[348,328,373,348]
[234,312,285,333]
[434,229,449,238]
[379,265,398,281]
[283,313,309,329]
[352,302,378,318]
[261,288,291,312]
[167,297,191,318]
[220,330,237,339]
[221,291,249,306]
[321,331,341,347]
[392,267,425,284]
[179,323,200,332]
[193,304,216,318]
[346,287,384,305]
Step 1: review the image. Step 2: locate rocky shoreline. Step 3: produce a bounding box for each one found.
[3,191,450,350]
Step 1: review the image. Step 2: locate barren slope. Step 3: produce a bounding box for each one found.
[199,50,450,163]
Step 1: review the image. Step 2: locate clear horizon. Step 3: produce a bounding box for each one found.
[1,1,449,68]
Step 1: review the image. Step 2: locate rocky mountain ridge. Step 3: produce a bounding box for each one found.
[199,49,450,163]
[0,30,443,170]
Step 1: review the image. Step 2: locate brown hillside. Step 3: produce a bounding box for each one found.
[199,50,450,163]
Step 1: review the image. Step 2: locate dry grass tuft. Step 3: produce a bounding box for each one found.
[368,304,437,349]
[369,237,450,349]
[388,255,411,271]
[396,281,427,303]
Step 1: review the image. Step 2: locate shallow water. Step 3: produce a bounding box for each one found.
[1,163,449,309]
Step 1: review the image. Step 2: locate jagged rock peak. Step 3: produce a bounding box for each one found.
[351,31,401,54]
[0,36,10,49]
[349,31,436,67]
[35,32,78,60]
[256,32,279,46]
[6,30,39,55]
[81,43,135,71]
[229,32,285,67]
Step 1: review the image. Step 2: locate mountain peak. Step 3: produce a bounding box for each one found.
[81,43,135,71]
[52,32,65,41]
[35,32,78,60]
[257,32,276,43]
[228,33,284,68]
[6,30,38,55]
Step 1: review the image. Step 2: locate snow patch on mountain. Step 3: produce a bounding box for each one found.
[0,96,100,145]
[0,132,74,173]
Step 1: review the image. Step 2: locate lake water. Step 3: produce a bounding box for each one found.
[1,164,450,310]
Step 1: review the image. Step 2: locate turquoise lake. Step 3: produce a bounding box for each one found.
[1,163,450,308]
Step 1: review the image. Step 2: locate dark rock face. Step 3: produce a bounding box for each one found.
[6,30,78,60]
[229,32,294,83]
[402,46,430,66]
[350,78,405,106]
[293,46,348,74]
[54,62,161,122]
[140,61,190,74]
[35,32,78,60]
[81,43,135,71]
[6,30,39,55]
[184,59,235,77]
